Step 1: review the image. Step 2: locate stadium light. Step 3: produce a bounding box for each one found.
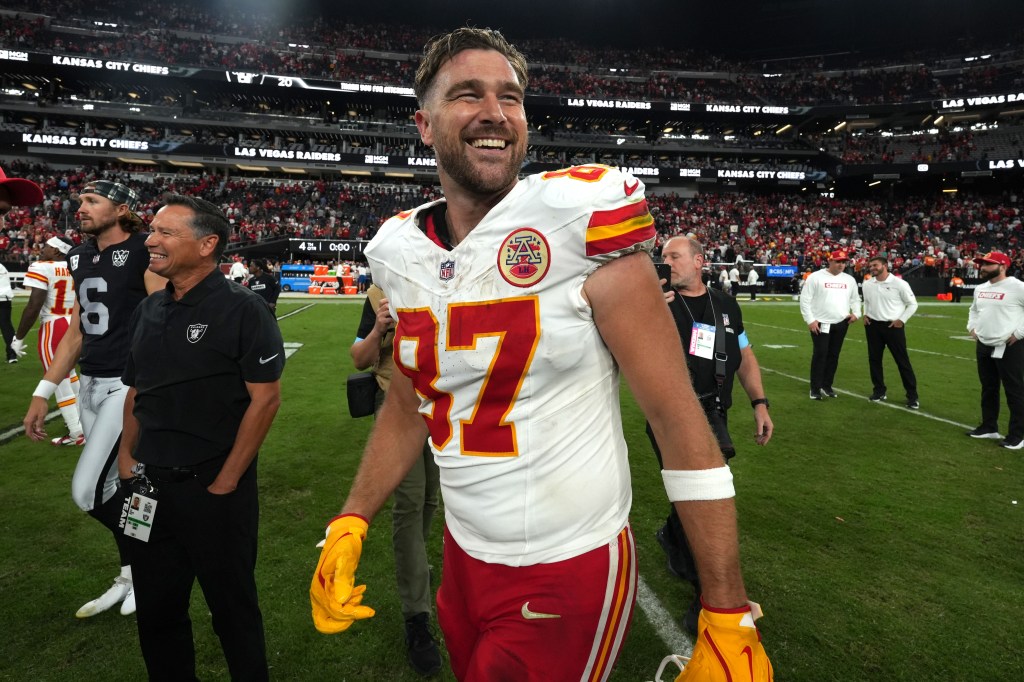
[281,167,307,174]
[934,115,944,125]
[775,124,792,135]
[868,180,881,187]
[237,164,271,172]
[169,161,204,168]
[832,121,847,132]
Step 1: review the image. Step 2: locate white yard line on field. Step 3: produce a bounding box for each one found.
[758,366,975,429]
[276,303,317,320]
[636,576,693,660]
[0,410,60,444]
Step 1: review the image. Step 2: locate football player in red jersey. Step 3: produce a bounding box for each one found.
[12,236,85,445]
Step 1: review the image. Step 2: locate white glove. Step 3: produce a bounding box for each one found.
[11,337,27,358]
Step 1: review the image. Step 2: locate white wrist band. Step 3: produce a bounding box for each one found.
[662,466,735,501]
[33,380,58,400]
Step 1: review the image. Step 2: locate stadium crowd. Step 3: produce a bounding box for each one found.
[1,162,1019,279]
[2,3,1023,107]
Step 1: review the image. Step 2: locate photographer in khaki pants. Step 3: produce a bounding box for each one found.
[649,236,774,634]
[350,283,442,676]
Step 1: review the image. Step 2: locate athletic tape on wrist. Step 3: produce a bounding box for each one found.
[662,466,735,501]
[32,379,58,400]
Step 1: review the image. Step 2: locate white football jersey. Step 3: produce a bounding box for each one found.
[23,259,75,324]
[367,165,655,566]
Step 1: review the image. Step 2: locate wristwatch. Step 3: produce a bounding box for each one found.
[751,398,770,409]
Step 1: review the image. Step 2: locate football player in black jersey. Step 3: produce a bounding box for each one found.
[23,180,165,618]
[245,260,280,312]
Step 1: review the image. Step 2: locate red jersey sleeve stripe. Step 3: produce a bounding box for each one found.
[585,201,654,256]
[586,223,656,257]
[25,271,49,284]
[586,200,650,232]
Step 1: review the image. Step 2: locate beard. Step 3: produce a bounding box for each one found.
[979,267,1001,282]
[80,213,117,236]
[434,130,525,197]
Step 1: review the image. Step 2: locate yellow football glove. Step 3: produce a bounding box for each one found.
[310,514,376,634]
[675,600,773,682]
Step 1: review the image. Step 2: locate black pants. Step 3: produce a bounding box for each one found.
[809,319,850,392]
[0,299,15,361]
[977,341,1024,441]
[865,321,918,400]
[127,461,267,682]
[951,286,962,303]
[647,405,733,587]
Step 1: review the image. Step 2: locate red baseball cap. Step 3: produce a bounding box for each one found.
[973,251,1011,267]
[829,250,849,261]
[0,166,44,206]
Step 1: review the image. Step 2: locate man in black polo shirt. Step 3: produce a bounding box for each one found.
[245,259,280,312]
[118,194,284,681]
[650,235,774,635]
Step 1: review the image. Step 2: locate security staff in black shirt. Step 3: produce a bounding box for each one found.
[246,259,280,312]
[649,235,774,635]
[118,194,284,681]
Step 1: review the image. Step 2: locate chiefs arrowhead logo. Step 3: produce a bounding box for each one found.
[624,179,640,196]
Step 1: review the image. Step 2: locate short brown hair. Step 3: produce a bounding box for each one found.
[868,255,888,267]
[414,27,529,105]
[664,235,703,258]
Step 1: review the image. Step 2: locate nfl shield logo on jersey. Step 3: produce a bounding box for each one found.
[439,259,456,282]
[186,324,208,343]
[112,250,129,267]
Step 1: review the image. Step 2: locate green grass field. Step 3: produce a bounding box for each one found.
[1,295,1021,681]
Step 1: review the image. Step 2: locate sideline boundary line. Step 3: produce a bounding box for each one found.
[759,366,974,429]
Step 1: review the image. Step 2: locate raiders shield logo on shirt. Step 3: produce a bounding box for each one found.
[186,324,208,343]
[112,250,130,267]
[70,255,79,270]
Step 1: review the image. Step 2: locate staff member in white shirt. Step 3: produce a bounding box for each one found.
[966,251,1024,449]
[746,266,760,301]
[862,256,920,408]
[799,250,861,400]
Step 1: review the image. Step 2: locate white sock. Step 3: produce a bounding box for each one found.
[55,378,83,438]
